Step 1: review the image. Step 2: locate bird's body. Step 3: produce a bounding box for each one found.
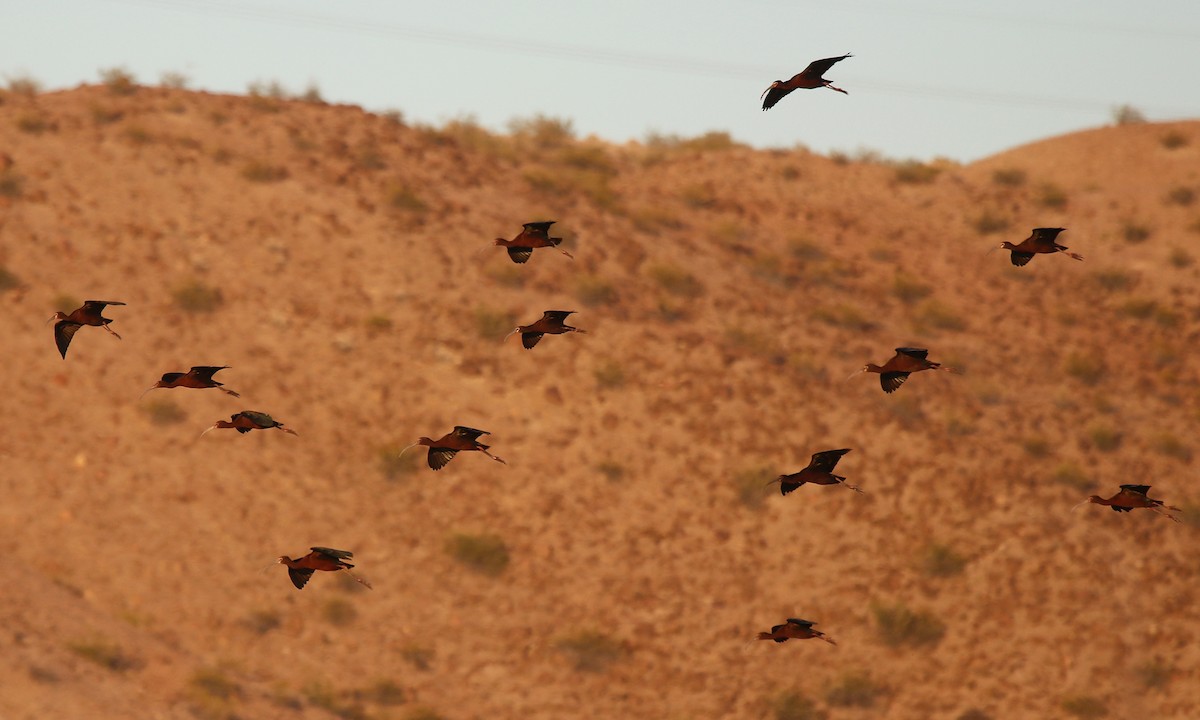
[757,618,837,645]
[504,310,586,349]
[142,366,240,398]
[853,347,955,393]
[999,228,1083,266]
[772,448,860,495]
[276,547,372,589]
[401,425,506,470]
[50,300,125,358]
[493,221,573,264]
[761,54,852,110]
[201,410,298,437]
[1077,484,1181,522]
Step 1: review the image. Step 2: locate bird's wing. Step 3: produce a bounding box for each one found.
[896,347,929,360]
[1118,484,1151,495]
[287,567,314,589]
[769,624,787,635]
[82,300,127,310]
[800,54,852,78]
[808,449,851,473]
[881,372,909,393]
[522,221,555,235]
[239,411,274,427]
[428,448,458,471]
[1010,251,1034,267]
[542,310,575,323]
[506,247,533,264]
[521,332,544,349]
[311,547,353,560]
[189,366,229,381]
[453,426,489,440]
[1031,227,1065,243]
[786,618,815,628]
[54,321,81,358]
[761,84,795,110]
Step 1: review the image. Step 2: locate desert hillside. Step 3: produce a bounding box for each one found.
[1,81,1198,720]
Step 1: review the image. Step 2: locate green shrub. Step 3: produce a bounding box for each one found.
[473,307,516,341]
[1061,695,1107,718]
[1135,658,1172,689]
[99,67,137,95]
[1112,104,1145,125]
[915,300,966,332]
[1063,353,1105,386]
[593,359,626,389]
[1085,424,1121,452]
[379,444,421,481]
[241,161,288,183]
[574,275,617,307]
[735,467,775,510]
[1091,269,1136,291]
[17,113,50,134]
[825,672,884,708]
[1051,462,1089,490]
[509,114,574,149]
[173,280,224,313]
[190,667,241,701]
[648,264,704,298]
[445,533,510,576]
[68,638,137,672]
[1151,433,1191,461]
[771,690,826,720]
[555,631,624,672]
[893,160,940,184]
[892,274,932,304]
[142,399,187,426]
[920,543,966,577]
[813,304,875,331]
[991,168,1026,187]
[386,184,427,212]
[6,74,41,95]
[872,602,945,647]
[242,609,281,635]
[160,71,189,89]
[0,171,23,199]
[596,461,626,482]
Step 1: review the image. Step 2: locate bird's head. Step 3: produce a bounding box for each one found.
[46,311,68,325]
[275,556,290,565]
[501,327,521,344]
[1071,497,1101,511]
[998,241,1017,251]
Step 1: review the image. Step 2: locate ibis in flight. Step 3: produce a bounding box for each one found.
[50,300,125,358]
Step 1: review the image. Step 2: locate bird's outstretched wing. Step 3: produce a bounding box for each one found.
[522,221,555,236]
[521,332,544,349]
[1009,251,1034,267]
[311,547,353,560]
[288,567,314,589]
[54,321,82,358]
[800,53,852,79]
[428,448,458,470]
[1119,484,1151,495]
[896,347,929,360]
[786,618,816,628]
[808,449,851,473]
[82,300,127,311]
[189,366,230,381]
[453,426,489,441]
[507,247,533,264]
[542,310,575,324]
[881,372,909,393]
[761,83,795,111]
[1030,227,1065,243]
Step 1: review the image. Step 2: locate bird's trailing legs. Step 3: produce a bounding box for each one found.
[343,569,374,589]
[101,324,122,339]
[480,448,507,465]
[838,479,865,494]
[824,83,848,95]
[1064,251,1084,261]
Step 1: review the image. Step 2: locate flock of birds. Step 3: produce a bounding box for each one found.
[45,60,1184,657]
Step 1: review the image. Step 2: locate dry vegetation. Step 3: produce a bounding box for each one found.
[0,84,1198,719]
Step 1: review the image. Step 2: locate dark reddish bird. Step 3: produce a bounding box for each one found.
[998,227,1083,266]
[769,448,861,495]
[503,310,587,349]
[49,300,126,358]
[757,618,837,645]
[761,54,852,110]
[140,366,240,399]
[276,547,372,590]
[399,425,506,470]
[492,221,573,264]
[1075,484,1181,522]
[201,411,298,437]
[850,347,956,393]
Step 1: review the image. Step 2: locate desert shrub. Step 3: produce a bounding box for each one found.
[680,183,718,209]
[735,466,775,510]
[302,681,367,720]
[509,114,574,150]
[99,67,136,95]
[404,707,447,720]
[780,165,801,180]
[596,461,626,482]
[322,598,358,626]
[645,130,742,153]
[16,113,50,134]
[1085,424,1121,452]
[556,631,624,672]
[593,359,626,389]
[0,171,24,199]
[957,710,992,720]
[364,314,393,332]
[630,206,685,234]
[400,643,434,671]
[1091,269,1136,291]
[68,638,137,672]
[190,667,242,701]
[173,280,223,313]
[357,679,406,706]
[6,74,41,95]
[1022,437,1051,458]
[892,274,932,304]
[241,161,288,183]
[1160,131,1188,149]
[1051,462,1089,490]
[1119,298,1157,319]
[1063,353,1105,386]
[1152,433,1191,461]
[1135,658,1172,689]
[1112,104,1146,125]
[472,307,516,341]
[972,211,1009,235]
[1166,186,1195,206]
[386,184,427,212]
[445,533,509,576]
[248,79,288,100]
[242,609,281,635]
[825,672,885,708]
[1122,223,1151,244]
[574,275,617,307]
[991,168,1026,187]
[915,300,966,332]
[872,602,945,647]
[557,144,617,174]
[893,160,939,185]
[123,126,153,145]
[648,264,704,298]
[299,83,324,103]
[142,399,187,426]
[812,303,874,331]
[160,71,189,89]
[1061,695,1107,718]
[0,265,19,291]
[379,444,421,481]
[789,239,825,261]
[1038,183,1068,209]
[771,690,826,720]
[89,105,123,125]
[354,143,387,170]
[920,543,966,577]
[1168,248,1193,268]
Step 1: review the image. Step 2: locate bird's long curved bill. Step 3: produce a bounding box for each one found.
[199,425,220,439]
[845,368,867,382]
[1070,499,1091,512]
[397,442,420,460]
[138,386,159,401]
[501,328,520,344]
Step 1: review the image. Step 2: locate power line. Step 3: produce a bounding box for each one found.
[100,0,1199,117]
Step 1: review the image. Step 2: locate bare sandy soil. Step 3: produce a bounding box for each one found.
[1,83,1198,719]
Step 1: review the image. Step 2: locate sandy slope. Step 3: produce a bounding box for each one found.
[1,84,1198,719]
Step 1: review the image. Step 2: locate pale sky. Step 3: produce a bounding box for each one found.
[4,0,1199,161]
